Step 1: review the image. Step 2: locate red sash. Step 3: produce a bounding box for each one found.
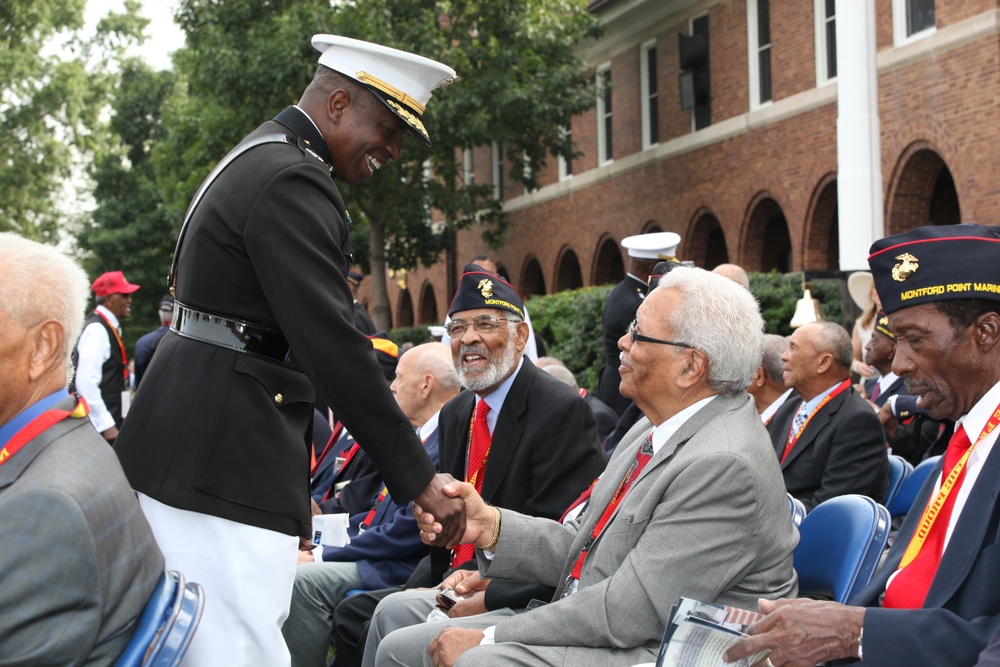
[781,379,852,463]
[94,310,129,383]
[0,397,89,467]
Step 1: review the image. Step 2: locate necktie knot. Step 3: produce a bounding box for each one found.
[476,398,490,421]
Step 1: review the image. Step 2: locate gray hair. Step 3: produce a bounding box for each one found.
[809,321,854,371]
[541,364,580,391]
[761,334,788,383]
[0,233,89,374]
[657,267,764,395]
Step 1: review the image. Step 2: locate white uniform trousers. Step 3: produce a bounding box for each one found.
[138,493,298,667]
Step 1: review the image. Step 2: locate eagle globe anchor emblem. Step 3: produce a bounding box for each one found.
[891,253,919,282]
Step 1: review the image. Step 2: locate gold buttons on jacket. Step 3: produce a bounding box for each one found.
[274,393,284,405]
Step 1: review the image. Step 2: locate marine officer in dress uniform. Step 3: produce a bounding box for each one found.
[596,232,681,416]
[113,35,463,667]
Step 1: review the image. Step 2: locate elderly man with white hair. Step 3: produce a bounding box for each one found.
[0,233,163,664]
[369,267,798,667]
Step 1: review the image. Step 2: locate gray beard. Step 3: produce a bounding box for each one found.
[456,341,518,393]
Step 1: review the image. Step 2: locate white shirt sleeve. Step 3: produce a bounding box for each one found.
[75,322,115,433]
[479,626,496,645]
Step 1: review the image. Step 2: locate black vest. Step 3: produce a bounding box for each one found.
[71,312,126,428]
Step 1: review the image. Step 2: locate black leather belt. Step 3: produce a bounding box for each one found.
[171,303,296,367]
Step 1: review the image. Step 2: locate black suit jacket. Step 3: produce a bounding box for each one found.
[430,358,606,600]
[850,443,1000,667]
[596,276,646,415]
[768,385,889,511]
[115,107,435,537]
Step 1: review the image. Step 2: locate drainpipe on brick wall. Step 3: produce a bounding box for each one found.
[836,0,884,270]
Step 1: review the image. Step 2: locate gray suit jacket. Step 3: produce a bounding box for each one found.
[0,396,164,665]
[481,393,799,666]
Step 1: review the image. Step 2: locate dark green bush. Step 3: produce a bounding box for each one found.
[749,271,847,336]
[388,325,434,348]
[526,285,613,392]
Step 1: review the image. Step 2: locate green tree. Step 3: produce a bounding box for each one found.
[0,0,146,241]
[78,60,177,345]
[134,0,598,330]
[334,0,601,329]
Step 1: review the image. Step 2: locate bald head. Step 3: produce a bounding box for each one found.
[391,342,461,426]
[712,264,750,290]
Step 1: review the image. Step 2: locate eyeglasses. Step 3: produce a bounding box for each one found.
[626,320,695,349]
[445,316,516,338]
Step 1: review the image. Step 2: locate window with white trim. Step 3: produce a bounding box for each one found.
[747,0,772,108]
[596,64,613,165]
[463,148,474,186]
[558,123,573,180]
[492,142,504,200]
[815,0,836,84]
[640,39,659,149]
[893,0,935,46]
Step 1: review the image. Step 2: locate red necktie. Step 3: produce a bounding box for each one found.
[452,399,492,567]
[883,425,972,608]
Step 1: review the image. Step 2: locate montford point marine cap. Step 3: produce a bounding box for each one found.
[91,271,140,297]
[873,310,895,341]
[647,260,682,294]
[448,264,524,319]
[622,232,681,260]
[312,35,457,147]
[347,269,364,287]
[867,224,1000,314]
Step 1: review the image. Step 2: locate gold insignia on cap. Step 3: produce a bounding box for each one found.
[478,278,494,298]
[892,253,919,282]
[384,99,429,142]
[878,314,889,327]
[356,71,426,114]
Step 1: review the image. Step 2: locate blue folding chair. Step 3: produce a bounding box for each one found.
[793,494,891,603]
[887,455,942,519]
[788,493,807,526]
[116,570,205,667]
[885,454,914,507]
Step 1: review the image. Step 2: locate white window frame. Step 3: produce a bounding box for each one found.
[893,0,936,47]
[463,148,474,186]
[814,0,836,86]
[558,123,573,181]
[746,0,772,110]
[596,62,613,166]
[491,142,503,200]
[640,39,659,150]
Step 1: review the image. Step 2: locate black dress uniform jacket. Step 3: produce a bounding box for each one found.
[596,275,646,416]
[115,107,435,538]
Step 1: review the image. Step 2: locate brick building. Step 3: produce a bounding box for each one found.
[367,0,997,328]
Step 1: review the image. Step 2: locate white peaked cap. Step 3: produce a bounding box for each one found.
[621,232,682,259]
[312,34,457,146]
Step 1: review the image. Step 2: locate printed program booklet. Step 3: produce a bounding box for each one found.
[655,597,771,667]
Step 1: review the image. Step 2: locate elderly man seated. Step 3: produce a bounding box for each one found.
[368,267,798,667]
[0,233,163,664]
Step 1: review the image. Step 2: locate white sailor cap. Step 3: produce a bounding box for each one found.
[312,35,457,147]
[621,232,682,260]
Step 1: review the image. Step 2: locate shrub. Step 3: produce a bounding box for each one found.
[526,285,612,392]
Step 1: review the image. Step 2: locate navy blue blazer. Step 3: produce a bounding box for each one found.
[320,429,440,590]
[849,441,1000,666]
